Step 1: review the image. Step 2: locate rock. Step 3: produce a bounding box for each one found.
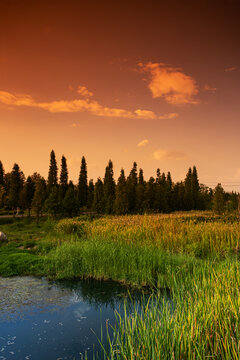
[0,231,7,242]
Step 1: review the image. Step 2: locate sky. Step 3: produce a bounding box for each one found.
[0,0,240,190]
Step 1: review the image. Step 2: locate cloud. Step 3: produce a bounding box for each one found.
[158,113,179,119]
[0,90,177,120]
[204,84,217,93]
[77,86,94,98]
[139,62,199,105]
[137,139,149,147]
[225,66,237,72]
[153,149,186,160]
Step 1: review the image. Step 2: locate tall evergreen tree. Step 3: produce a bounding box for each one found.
[47,150,58,193]
[59,155,68,198]
[127,162,138,213]
[93,178,104,213]
[136,168,146,213]
[63,182,77,217]
[0,161,5,187]
[78,156,88,208]
[114,169,129,215]
[213,183,225,214]
[184,167,193,210]
[8,163,24,215]
[144,177,156,211]
[103,160,115,214]
[19,176,35,216]
[45,186,61,218]
[87,179,94,209]
[166,171,173,211]
[191,166,200,209]
[32,178,47,224]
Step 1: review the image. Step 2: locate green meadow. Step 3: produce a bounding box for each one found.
[0,212,240,359]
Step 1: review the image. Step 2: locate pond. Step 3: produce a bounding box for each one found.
[0,276,147,360]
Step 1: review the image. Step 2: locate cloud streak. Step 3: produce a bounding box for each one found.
[139,62,199,105]
[153,149,186,160]
[0,89,178,120]
[137,139,149,147]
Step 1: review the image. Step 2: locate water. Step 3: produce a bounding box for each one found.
[0,276,145,360]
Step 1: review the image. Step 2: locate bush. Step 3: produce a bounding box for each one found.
[55,218,87,236]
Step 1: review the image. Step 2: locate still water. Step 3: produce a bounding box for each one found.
[0,276,145,360]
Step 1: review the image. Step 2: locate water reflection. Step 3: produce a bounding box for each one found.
[0,277,147,360]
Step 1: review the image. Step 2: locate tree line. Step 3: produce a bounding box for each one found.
[0,150,238,219]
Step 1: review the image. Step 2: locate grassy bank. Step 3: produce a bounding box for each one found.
[1,212,240,359]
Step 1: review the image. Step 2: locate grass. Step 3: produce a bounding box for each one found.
[1,212,240,359]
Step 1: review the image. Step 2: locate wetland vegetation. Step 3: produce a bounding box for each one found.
[0,212,240,359]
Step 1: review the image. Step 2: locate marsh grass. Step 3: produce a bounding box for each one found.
[1,213,240,359]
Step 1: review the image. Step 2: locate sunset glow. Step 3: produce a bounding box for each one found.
[0,0,239,189]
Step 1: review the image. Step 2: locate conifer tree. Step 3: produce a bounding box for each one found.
[159,172,169,212]
[166,171,173,211]
[47,150,58,193]
[87,179,94,209]
[103,160,115,214]
[20,176,35,216]
[78,156,88,208]
[191,166,200,209]
[127,162,138,213]
[144,177,156,211]
[114,169,129,215]
[136,168,146,213]
[93,178,104,213]
[63,181,77,217]
[32,178,46,224]
[213,183,225,214]
[184,167,193,210]
[8,163,24,216]
[45,186,61,218]
[59,155,68,198]
[0,161,5,187]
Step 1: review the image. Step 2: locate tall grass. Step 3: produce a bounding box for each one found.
[99,260,240,359]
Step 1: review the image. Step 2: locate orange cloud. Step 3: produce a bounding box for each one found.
[224,66,237,72]
[204,84,217,93]
[153,149,186,160]
[137,139,149,147]
[139,62,199,105]
[0,90,178,120]
[77,85,94,97]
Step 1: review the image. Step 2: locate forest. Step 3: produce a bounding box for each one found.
[0,150,238,219]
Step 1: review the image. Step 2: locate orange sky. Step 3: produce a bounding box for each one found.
[0,0,240,190]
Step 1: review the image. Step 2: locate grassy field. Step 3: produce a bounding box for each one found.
[0,212,240,359]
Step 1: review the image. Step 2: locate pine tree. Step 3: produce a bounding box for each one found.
[59,155,68,198]
[103,160,115,214]
[78,156,88,209]
[136,168,146,213]
[0,161,5,187]
[166,171,173,211]
[114,169,129,215]
[159,172,169,212]
[63,182,77,217]
[191,166,200,209]
[213,183,225,214]
[184,167,193,210]
[45,186,61,218]
[127,162,138,213]
[93,178,104,213]
[8,163,24,216]
[47,150,58,193]
[19,176,35,216]
[87,179,94,209]
[32,178,46,224]
[144,177,156,211]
